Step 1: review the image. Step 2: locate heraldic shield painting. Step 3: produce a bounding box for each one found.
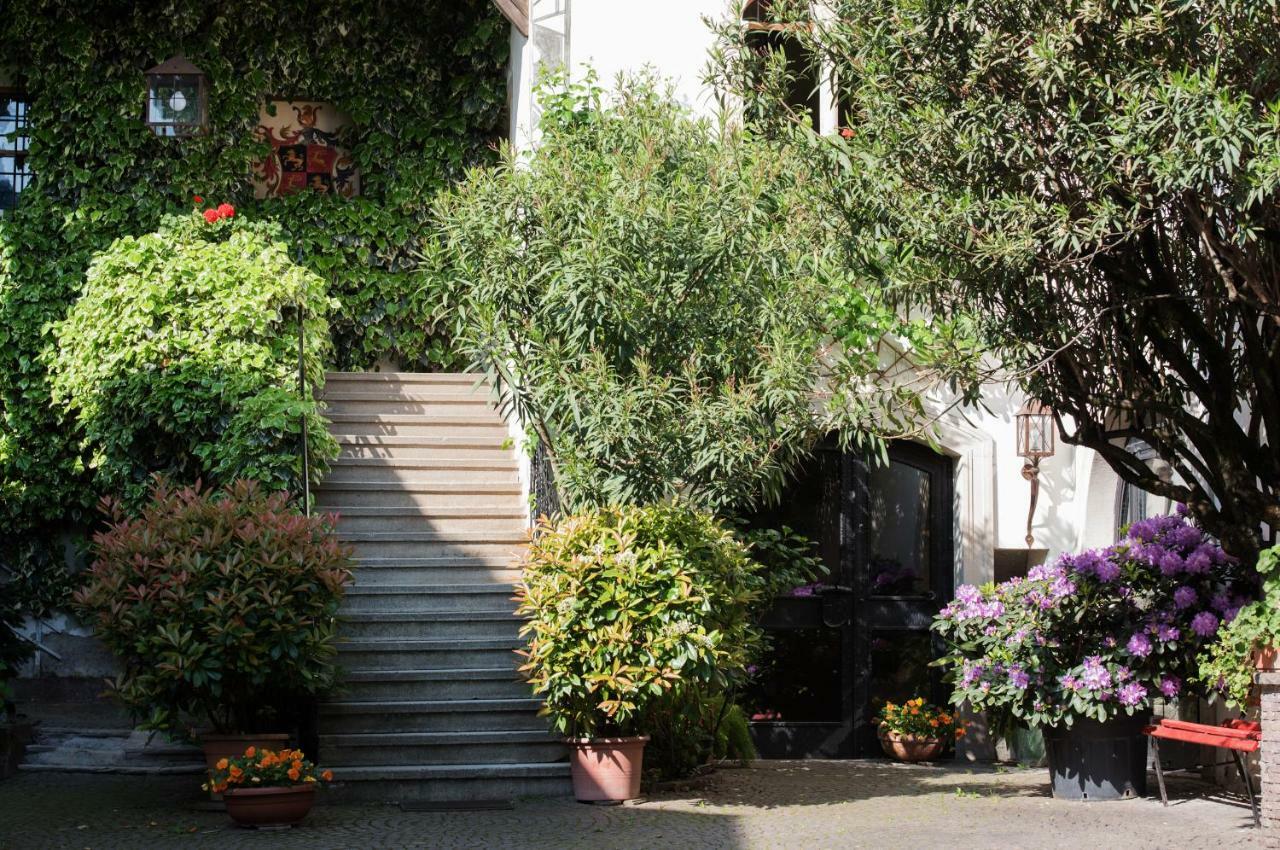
[252,101,360,198]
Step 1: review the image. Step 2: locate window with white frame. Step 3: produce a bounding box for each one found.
[0,90,31,212]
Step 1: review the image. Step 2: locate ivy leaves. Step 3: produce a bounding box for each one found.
[0,0,507,546]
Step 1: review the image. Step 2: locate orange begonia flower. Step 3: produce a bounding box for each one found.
[244,746,256,758]
[321,770,333,782]
[288,767,301,781]
[215,757,229,770]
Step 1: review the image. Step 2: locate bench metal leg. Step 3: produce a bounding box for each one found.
[1151,738,1169,807]
[1232,749,1260,829]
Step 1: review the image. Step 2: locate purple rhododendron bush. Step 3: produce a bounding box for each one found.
[934,511,1256,728]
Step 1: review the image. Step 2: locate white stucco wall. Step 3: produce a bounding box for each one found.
[567,0,728,115]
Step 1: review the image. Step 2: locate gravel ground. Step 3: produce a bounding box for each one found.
[0,760,1263,850]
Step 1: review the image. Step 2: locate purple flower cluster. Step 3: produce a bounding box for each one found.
[935,511,1256,728]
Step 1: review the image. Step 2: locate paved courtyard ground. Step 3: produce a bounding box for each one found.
[0,760,1262,849]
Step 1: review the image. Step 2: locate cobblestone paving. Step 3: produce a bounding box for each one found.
[0,761,1263,850]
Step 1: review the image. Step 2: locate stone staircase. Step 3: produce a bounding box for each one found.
[315,372,569,802]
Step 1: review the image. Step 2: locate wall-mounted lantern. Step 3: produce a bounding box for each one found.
[1016,399,1056,547]
[145,56,207,137]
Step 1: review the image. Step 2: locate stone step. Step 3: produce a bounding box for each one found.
[341,585,518,613]
[331,456,517,471]
[338,444,514,462]
[329,510,526,535]
[320,698,542,733]
[340,610,521,640]
[334,433,505,449]
[349,562,524,587]
[320,730,563,767]
[339,668,530,701]
[325,397,498,417]
[345,539,525,563]
[315,486,523,510]
[322,467,519,487]
[336,637,522,670]
[325,371,490,386]
[323,762,570,803]
[326,412,506,437]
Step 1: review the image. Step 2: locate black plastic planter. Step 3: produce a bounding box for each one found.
[1042,713,1149,801]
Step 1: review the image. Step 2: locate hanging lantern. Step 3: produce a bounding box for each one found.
[144,56,207,137]
[1016,400,1055,461]
[1015,400,1056,546]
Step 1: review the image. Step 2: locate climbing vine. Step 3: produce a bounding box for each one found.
[0,1,508,553]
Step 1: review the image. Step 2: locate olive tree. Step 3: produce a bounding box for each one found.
[713,1,1280,558]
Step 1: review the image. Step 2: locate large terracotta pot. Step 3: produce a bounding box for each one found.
[223,784,316,828]
[566,736,649,802]
[1254,646,1280,671]
[878,729,945,763]
[200,732,291,772]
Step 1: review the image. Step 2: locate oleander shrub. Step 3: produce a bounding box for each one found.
[72,478,353,739]
[50,208,338,509]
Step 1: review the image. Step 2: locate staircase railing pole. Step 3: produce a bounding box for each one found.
[298,301,311,516]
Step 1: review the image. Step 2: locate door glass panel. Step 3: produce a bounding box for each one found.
[742,628,843,723]
[869,630,933,713]
[865,461,931,596]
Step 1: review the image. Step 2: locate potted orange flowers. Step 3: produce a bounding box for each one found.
[877,698,963,762]
[205,746,334,828]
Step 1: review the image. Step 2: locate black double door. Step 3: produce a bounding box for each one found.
[744,441,955,758]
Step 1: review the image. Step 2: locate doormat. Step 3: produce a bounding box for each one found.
[399,800,514,812]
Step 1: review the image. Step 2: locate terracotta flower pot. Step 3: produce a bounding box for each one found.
[223,784,316,828]
[1254,646,1280,671]
[878,729,945,762]
[565,736,649,802]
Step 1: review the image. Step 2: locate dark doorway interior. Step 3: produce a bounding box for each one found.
[742,440,955,758]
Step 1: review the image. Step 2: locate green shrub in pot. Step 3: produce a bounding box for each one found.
[515,502,767,738]
[72,478,353,739]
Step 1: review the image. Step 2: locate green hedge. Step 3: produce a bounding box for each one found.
[0,1,507,553]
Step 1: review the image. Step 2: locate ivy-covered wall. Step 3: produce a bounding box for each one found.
[0,1,508,553]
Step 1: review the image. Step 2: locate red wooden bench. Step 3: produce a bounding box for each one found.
[1144,717,1260,827]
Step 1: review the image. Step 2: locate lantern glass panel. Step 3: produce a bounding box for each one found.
[147,73,203,136]
[1026,415,1051,455]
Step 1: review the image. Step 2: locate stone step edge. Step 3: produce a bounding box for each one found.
[337,531,526,543]
[325,372,487,384]
[326,413,503,424]
[340,610,520,622]
[330,457,516,469]
[323,396,496,407]
[345,583,516,595]
[336,638,521,650]
[326,762,569,781]
[321,698,540,714]
[341,667,524,682]
[320,730,557,746]
[20,763,206,775]
[325,507,525,517]
[316,482,521,494]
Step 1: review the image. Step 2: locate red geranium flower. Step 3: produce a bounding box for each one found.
[217,203,235,219]
[192,195,204,205]
[839,127,854,139]
[202,208,220,224]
